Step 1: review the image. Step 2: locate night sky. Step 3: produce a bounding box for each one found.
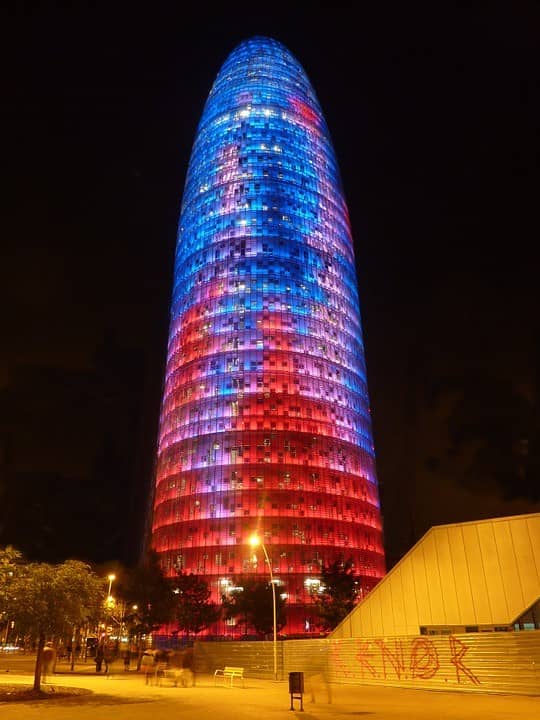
[3,4,539,571]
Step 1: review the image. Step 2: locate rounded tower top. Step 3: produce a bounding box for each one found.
[180,34,349,265]
[198,35,327,136]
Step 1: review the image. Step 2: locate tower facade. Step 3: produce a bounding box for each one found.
[151,37,385,635]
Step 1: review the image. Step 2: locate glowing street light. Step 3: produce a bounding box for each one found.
[102,573,117,647]
[107,574,116,599]
[249,534,277,681]
[107,573,116,605]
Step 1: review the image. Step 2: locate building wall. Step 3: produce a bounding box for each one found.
[331,513,540,638]
[150,36,385,635]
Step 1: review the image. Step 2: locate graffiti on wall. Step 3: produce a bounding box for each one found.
[331,635,481,686]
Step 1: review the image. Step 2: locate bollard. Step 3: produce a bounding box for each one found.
[289,671,304,711]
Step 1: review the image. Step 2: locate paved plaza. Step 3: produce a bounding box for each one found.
[0,654,538,719]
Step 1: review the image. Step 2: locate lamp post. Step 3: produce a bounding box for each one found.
[102,574,116,649]
[106,573,116,602]
[249,535,277,681]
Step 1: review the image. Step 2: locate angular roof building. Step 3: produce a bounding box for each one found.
[330,513,540,639]
[150,36,385,635]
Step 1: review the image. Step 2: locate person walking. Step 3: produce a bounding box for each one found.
[181,646,196,687]
[103,646,113,674]
[95,645,104,673]
[141,649,156,685]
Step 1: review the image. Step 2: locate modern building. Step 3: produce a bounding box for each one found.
[151,36,385,635]
[330,513,540,639]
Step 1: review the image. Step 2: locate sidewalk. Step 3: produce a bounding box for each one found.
[1,656,538,719]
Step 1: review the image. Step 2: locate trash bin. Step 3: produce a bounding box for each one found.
[289,671,304,711]
[289,671,304,694]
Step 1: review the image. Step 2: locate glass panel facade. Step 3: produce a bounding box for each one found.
[151,36,386,635]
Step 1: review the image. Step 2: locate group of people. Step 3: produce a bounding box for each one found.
[141,647,196,686]
[94,644,115,673]
[40,642,196,683]
[95,647,146,673]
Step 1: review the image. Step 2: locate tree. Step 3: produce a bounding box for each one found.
[312,558,360,632]
[173,571,220,638]
[119,550,176,662]
[5,559,103,691]
[222,577,286,637]
[0,546,24,643]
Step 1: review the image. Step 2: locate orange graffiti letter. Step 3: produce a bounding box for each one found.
[449,635,480,685]
[374,639,405,680]
[355,640,378,679]
[410,638,440,679]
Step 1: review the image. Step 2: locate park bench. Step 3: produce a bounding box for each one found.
[213,665,245,687]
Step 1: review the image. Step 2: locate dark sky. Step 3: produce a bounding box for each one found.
[2,3,539,570]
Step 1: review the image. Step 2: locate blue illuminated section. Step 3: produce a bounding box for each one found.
[152,37,386,636]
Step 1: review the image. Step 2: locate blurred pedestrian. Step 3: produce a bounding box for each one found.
[305,645,332,704]
[95,645,104,673]
[141,649,156,684]
[41,644,56,683]
[181,646,196,686]
[103,646,115,674]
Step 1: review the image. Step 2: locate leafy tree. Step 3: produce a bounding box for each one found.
[312,558,360,631]
[0,546,24,641]
[173,571,220,638]
[5,559,103,690]
[222,577,286,637]
[119,550,175,662]
[92,562,126,635]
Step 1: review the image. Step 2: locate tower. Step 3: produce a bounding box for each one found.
[151,37,385,635]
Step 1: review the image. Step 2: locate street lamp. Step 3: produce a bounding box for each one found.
[106,573,116,603]
[249,534,277,681]
[102,574,117,649]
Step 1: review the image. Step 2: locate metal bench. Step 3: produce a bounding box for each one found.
[214,665,245,687]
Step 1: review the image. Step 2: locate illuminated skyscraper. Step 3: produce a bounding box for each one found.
[151,36,385,635]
